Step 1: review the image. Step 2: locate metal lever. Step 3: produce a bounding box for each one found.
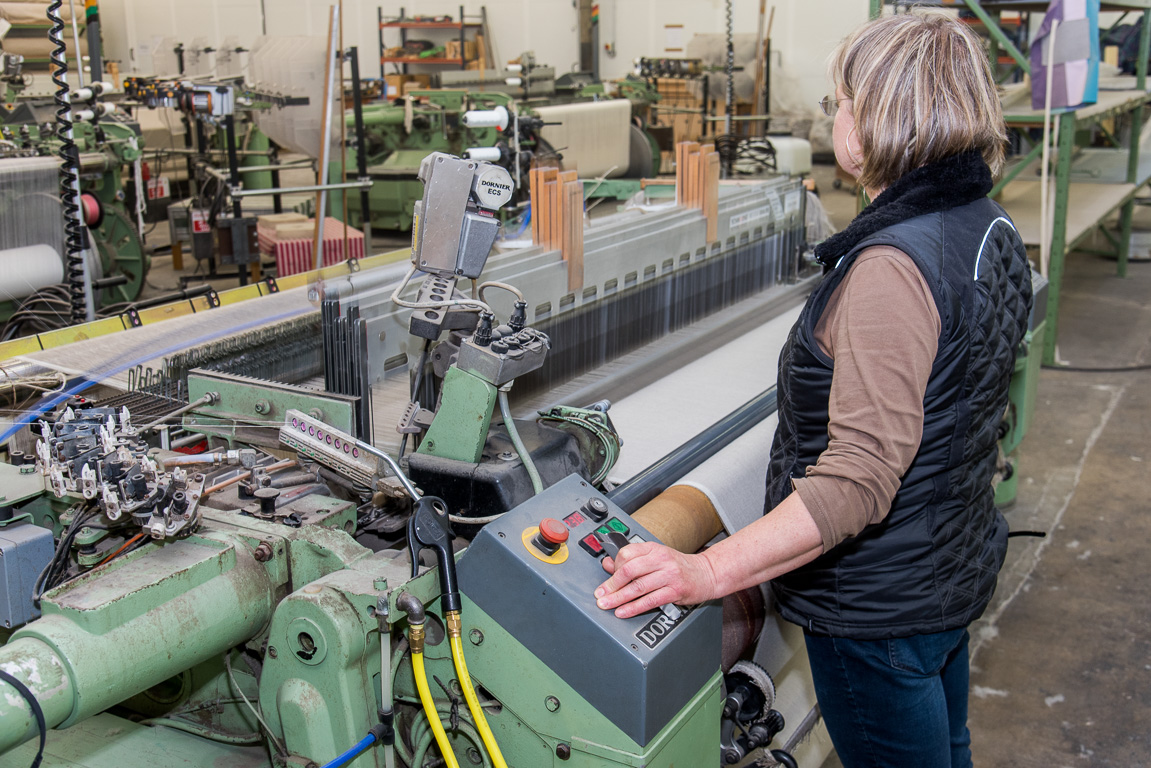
[598,531,630,561]
[407,496,461,613]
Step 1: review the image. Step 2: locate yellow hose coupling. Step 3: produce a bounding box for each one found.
[408,622,426,655]
[446,611,463,638]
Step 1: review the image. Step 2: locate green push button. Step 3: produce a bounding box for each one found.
[595,525,611,538]
[607,518,629,535]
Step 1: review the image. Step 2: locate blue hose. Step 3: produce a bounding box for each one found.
[319,732,378,768]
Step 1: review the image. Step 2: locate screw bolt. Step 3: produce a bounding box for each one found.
[254,542,274,562]
[254,400,271,415]
[469,628,484,646]
[268,646,278,658]
[545,695,561,713]
[555,743,571,760]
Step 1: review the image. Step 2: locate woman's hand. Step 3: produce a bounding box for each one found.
[594,541,719,619]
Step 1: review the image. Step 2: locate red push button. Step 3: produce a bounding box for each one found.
[539,518,569,545]
[579,534,605,558]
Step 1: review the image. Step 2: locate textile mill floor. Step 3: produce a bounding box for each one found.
[136,165,1150,767]
[814,166,1151,767]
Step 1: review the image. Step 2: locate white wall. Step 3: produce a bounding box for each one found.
[99,0,580,80]
[598,0,870,115]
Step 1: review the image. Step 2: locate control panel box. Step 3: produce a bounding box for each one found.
[0,521,54,629]
[457,474,721,746]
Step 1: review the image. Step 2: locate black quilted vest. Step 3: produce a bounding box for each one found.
[766,196,1033,640]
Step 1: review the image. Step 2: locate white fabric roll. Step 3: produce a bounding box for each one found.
[0,244,64,302]
[534,99,632,179]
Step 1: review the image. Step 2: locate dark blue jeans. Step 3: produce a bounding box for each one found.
[804,628,972,768]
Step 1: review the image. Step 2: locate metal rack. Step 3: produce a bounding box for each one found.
[872,0,1151,364]
[377,5,486,73]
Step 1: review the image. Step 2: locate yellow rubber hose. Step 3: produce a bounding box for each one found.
[447,613,508,768]
[411,650,461,768]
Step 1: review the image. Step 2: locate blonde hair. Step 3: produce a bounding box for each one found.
[830,12,1007,191]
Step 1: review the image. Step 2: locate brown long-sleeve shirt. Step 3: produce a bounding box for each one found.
[791,245,941,551]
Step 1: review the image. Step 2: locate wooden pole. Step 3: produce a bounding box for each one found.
[312,5,340,271]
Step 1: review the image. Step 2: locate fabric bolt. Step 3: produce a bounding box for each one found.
[804,628,973,768]
[256,217,365,276]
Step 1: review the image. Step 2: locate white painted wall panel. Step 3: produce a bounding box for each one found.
[99,0,862,114]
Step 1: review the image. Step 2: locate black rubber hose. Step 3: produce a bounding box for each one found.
[770,749,799,768]
[47,0,89,325]
[0,670,46,768]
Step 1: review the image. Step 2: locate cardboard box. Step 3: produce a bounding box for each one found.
[258,212,309,229]
[444,40,478,62]
[402,75,432,95]
[384,74,407,99]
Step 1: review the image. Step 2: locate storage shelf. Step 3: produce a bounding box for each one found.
[381,21,482,29]
[380,57,464,65]
[1000,84,1151,126]
[998,180,1137,248]
[892,0,1151,9]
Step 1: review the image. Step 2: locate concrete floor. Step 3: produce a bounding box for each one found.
[811,163,1151,767]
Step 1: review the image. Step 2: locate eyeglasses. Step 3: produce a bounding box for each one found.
[819,95,848,117]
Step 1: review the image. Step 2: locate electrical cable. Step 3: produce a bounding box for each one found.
[0,669,46,768]
[47,0,89,324]
[390,264,492,315]
[498,387,543,495]
[139,717,263,746]
[477,281,526,304]
[224,648,288,758]
[96,532,145,566]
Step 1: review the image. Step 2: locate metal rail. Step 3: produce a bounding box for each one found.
[607,386,778,513]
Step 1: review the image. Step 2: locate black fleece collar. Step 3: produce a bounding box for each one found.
[815,151,993,271]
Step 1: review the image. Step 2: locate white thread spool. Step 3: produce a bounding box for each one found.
[462,106,509,131]
[0,245,65,302]
[465,147,502,163]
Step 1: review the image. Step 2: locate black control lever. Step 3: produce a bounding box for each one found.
[407,496,461,613]
[597,529,684,621]
[598,530,630,561]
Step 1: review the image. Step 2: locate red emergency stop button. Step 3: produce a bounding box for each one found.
[539,518,569,545]
[531,518,569,556]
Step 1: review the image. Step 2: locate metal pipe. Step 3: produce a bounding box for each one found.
[155,148,277,157]
[170,432,206,449]
[357,441,420,501]
[117,283,213,312]
[349,46,372,247]
[607,386,778,513]
[141,392,217,433]
[67,0,85,89]
[85,0,103,81]
[203,160,313,181]
[203,458,296,495]
[230,180,371,198]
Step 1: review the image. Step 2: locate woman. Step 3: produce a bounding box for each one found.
[594,12,1033,768]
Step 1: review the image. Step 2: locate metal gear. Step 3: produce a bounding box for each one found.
[727,660,776,722]
[92,206,149,307]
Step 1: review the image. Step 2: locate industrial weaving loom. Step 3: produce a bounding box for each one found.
[0,152,833,768]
